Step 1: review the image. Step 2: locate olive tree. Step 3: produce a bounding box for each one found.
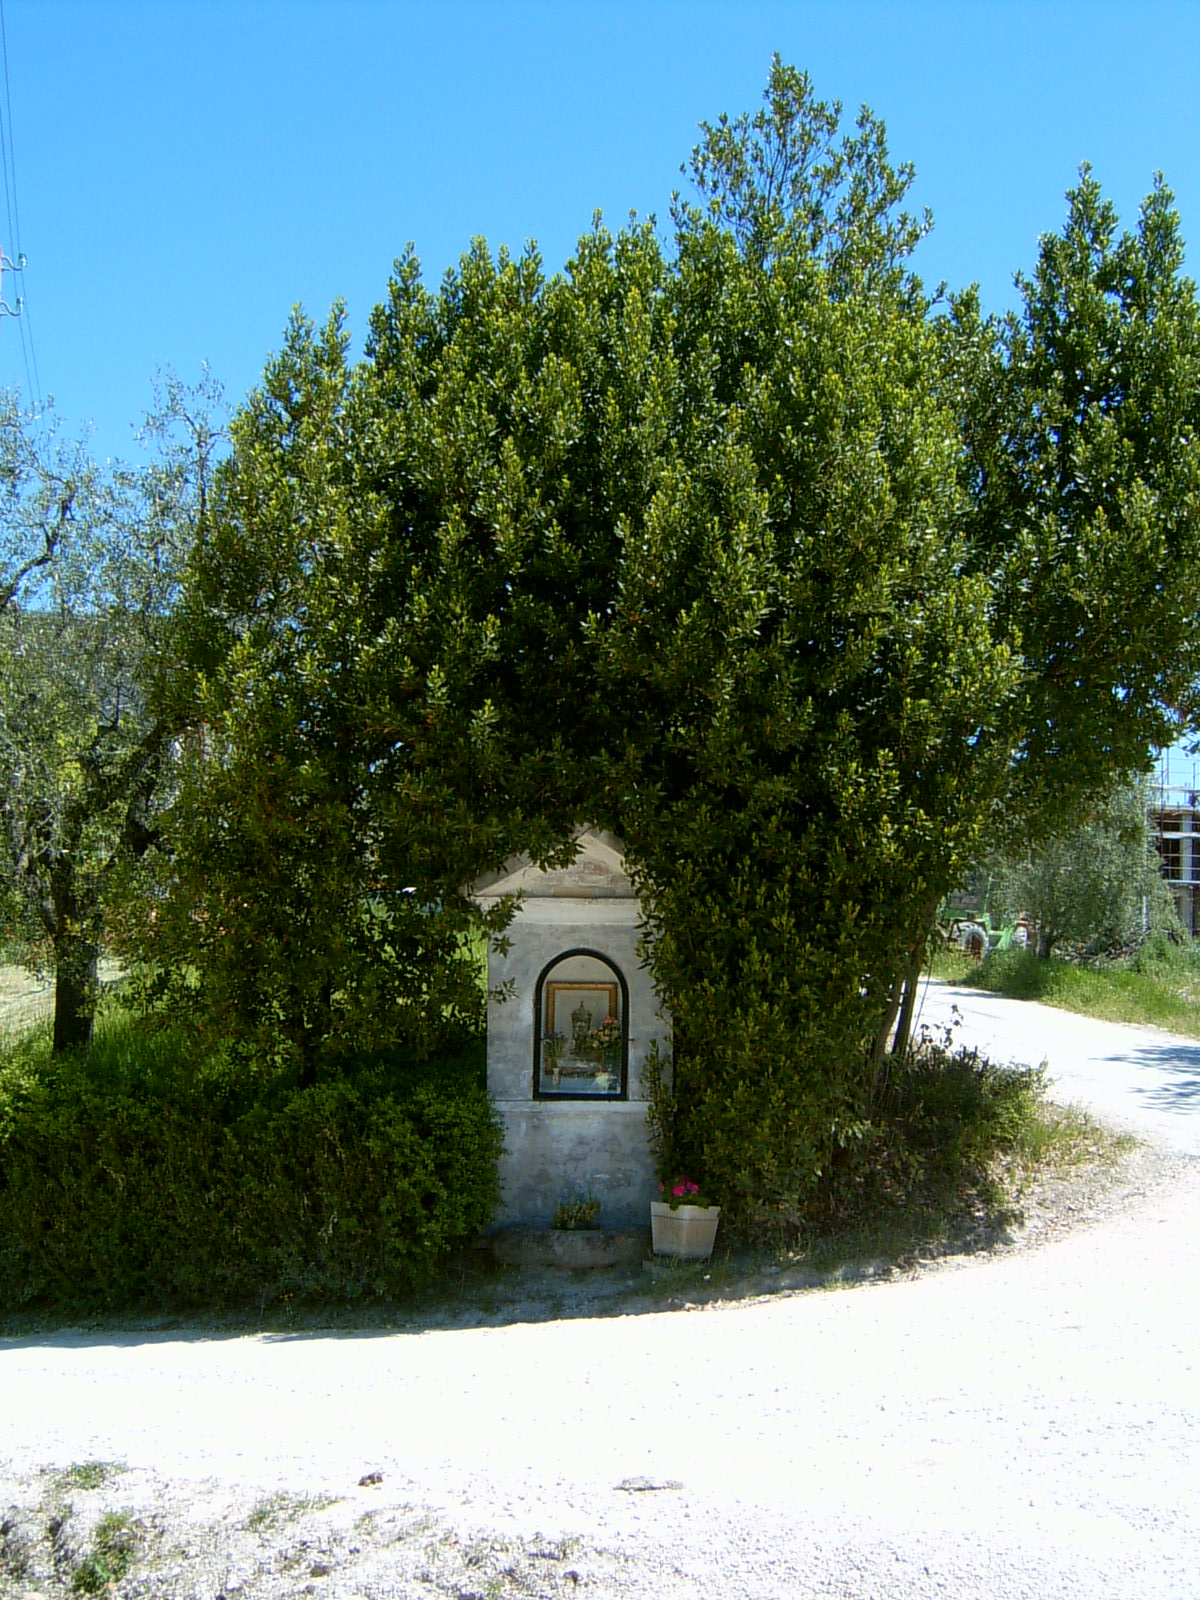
[988,778,1178,958]
[0,376,223,1050]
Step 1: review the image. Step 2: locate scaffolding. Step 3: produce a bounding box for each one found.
[1151,750,1200,934]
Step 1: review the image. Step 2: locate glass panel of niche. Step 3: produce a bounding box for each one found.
[538,953,626,1099]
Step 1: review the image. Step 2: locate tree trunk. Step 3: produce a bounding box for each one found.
[890,939,926,1062]
[872,893,940,1094]
[52,931,99,1053]
[869,977,904,1083]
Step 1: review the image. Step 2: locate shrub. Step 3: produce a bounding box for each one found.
[818,1032,1046,1230]
[1128,926,1196,976]
[649,1010,1047,1246]
[973,947,1054,1000]
[0,1009,501,1313]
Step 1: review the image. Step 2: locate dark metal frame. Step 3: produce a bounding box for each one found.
[532,947,629,1101]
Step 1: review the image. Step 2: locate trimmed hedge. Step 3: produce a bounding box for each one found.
[0,1018,501,1313]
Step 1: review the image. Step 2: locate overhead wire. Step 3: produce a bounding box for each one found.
[0,0,41,411]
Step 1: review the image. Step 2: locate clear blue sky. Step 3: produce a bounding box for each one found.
[0,0,1195,468]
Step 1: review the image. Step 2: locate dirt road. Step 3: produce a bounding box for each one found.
[1,982,1198,1597]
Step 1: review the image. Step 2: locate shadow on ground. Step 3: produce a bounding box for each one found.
[0,1196,1027,1353]
[1106,1041,1200,1112]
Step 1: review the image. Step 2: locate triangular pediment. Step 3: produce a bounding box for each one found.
[471,827,635,900]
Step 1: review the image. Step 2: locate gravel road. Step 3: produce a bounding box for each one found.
[2,980,1199,1598]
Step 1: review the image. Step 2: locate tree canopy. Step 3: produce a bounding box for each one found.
[0,376,223,1049]
[987,776,1177,959]
[137,60,1200,1225]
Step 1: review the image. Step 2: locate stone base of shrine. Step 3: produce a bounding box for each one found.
[492,1101,658,1228]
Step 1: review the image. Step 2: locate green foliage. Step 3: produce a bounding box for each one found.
[244,1492,338,1532]
[71,1513,136,1595]
[655,1018,1050,1250]
[606,70,1018,1216]
[132,306,525,1080]
[949,169,1200,833]
[0,377,225,1052]
[988,776,1178,956]
[679,54,931,287]
[53,1463,126,1494]
[816,1033,1048,1238]
[973,944,1200,1036]
[629,107,1196,1223]
[133,60,1200,1232]
[550,1194,600,1230]
[1128,925,1196,975]
[0,1007,501,1312]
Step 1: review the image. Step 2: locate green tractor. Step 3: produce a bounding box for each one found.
[943,909,1029,959]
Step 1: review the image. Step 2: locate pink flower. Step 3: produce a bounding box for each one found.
[671,1180,699,1198]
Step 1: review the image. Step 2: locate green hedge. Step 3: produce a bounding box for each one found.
[0,1019,501,1313]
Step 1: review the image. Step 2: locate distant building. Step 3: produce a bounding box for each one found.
[1150,753,1200,934]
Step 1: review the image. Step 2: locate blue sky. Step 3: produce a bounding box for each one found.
[0,0,1195,469]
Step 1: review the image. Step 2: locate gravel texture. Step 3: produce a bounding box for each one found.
[2,980,1199,1598]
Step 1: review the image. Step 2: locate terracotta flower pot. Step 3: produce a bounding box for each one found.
[650,1201,721,1260]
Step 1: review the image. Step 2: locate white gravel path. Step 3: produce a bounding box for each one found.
[914,976,1200,1158]
[2,980,1199,1598]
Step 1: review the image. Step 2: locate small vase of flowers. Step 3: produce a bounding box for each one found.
[542,1030,567,1086]
[650,1176,721,1260]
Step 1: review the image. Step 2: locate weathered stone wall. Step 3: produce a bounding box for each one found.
[485,905,663,1101]
[493,1102,658,1228]
[473,833,670,1228]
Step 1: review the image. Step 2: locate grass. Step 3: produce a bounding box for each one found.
[53,1462,127,1494]
[0,995,206,1106]
[769,1096,1133,1288]
[245,1491,339,1532]
[71,1512,137,1594]
[999,1099,1139,1198]
[932,937,1200,1036]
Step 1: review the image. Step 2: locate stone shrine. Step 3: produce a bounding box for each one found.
[471,829,670,1227]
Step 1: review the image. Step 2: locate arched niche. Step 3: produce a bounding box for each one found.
[532,947,629,1100]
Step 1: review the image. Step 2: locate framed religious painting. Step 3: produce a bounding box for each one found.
[536,963,627,1098]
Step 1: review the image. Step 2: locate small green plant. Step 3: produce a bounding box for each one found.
[541,1031,568,1075]
[245,1491,337,1532]
[551,1194,600,1230]
[71,1512,136,1594]
[1004,1100,1136,1185]
[54,1462,125,1494]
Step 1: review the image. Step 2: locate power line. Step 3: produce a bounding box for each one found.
[0,0,40,409]
[0,4,15,259]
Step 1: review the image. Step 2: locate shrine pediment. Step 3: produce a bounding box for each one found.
[472,828,635,901]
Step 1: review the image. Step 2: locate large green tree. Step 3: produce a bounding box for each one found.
[988,776,1177,959]
[146,62,1200,1228]
[0,377,222,1050]
[140,304,533,1079]
[948,166,1200,822]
